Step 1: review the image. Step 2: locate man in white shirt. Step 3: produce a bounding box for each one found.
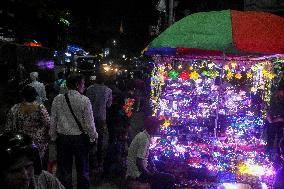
[28,72,47,104]
[126,116,175,189]
[50,73,98,189]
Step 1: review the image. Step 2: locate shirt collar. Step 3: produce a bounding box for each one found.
[68,89,80,95]
[143,130,151,142]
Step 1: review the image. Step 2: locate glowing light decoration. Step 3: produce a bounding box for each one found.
[122,98,135,118]
[180,70,190,80]
[169,69,179,80]
[36,59,54,70]
[149,55,284,187]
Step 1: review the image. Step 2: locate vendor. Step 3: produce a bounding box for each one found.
[126,116,175,189]
[266,77,284,154]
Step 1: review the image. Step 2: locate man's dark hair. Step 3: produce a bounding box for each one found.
[66,73,84,89]
[22,85,37,102]
[95,73,104,84]
[57,72,64,79]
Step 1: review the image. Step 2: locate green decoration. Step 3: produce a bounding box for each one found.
[169,70,179,80]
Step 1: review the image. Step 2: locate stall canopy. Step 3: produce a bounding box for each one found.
[147,9,284,55]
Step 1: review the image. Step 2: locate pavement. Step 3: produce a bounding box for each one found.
[90,179,119,189]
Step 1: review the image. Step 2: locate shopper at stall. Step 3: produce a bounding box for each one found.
[126,116,175,189]
[266,79,284,155]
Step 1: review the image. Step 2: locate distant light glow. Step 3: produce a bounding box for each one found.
[36,60,54,70]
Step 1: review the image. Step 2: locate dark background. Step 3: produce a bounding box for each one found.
[2,0,284,53]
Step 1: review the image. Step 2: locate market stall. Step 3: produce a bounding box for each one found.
[146,10,284,188]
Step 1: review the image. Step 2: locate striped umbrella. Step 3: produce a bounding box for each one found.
[147,10,284,55]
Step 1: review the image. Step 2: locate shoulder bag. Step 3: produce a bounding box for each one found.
[64,93,91,147]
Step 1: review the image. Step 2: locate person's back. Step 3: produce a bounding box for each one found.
[5,85,50,159]
[28,72,47,104]
[85,74,112,172]
[50,73,98,189]
[86,83,112,120]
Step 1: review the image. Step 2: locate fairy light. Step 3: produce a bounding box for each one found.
[149,55,284,187]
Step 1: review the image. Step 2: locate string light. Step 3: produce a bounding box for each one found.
[150,55,284,187]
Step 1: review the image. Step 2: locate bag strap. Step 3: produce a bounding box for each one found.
[64,93,85,134]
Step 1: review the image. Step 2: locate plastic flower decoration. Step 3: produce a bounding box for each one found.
[123,98,135,118]
[180,70,190,80]
[169,70,179,80]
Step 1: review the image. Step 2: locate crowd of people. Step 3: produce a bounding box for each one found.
[1,69,177,189]
[2,68,284,189]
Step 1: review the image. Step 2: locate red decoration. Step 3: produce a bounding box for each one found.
[180,70,190,80]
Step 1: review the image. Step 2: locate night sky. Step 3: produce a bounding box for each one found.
[53,0,244,52]
[59,0,158,52]
[15,0,245,53]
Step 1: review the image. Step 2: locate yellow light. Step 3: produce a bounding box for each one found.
[246,72,253,78]
[268,73,275,80]
[104,66,110,72]
[162,120,171,128]
[250,87,257,92]
[208,63,214,69]
[235,73,242,79]
[224,65,230,70]
[231,61,237,68]
[238,162,273,176]
[227,71,233,80]
[262,69,269,77]
[190,71,200,80]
